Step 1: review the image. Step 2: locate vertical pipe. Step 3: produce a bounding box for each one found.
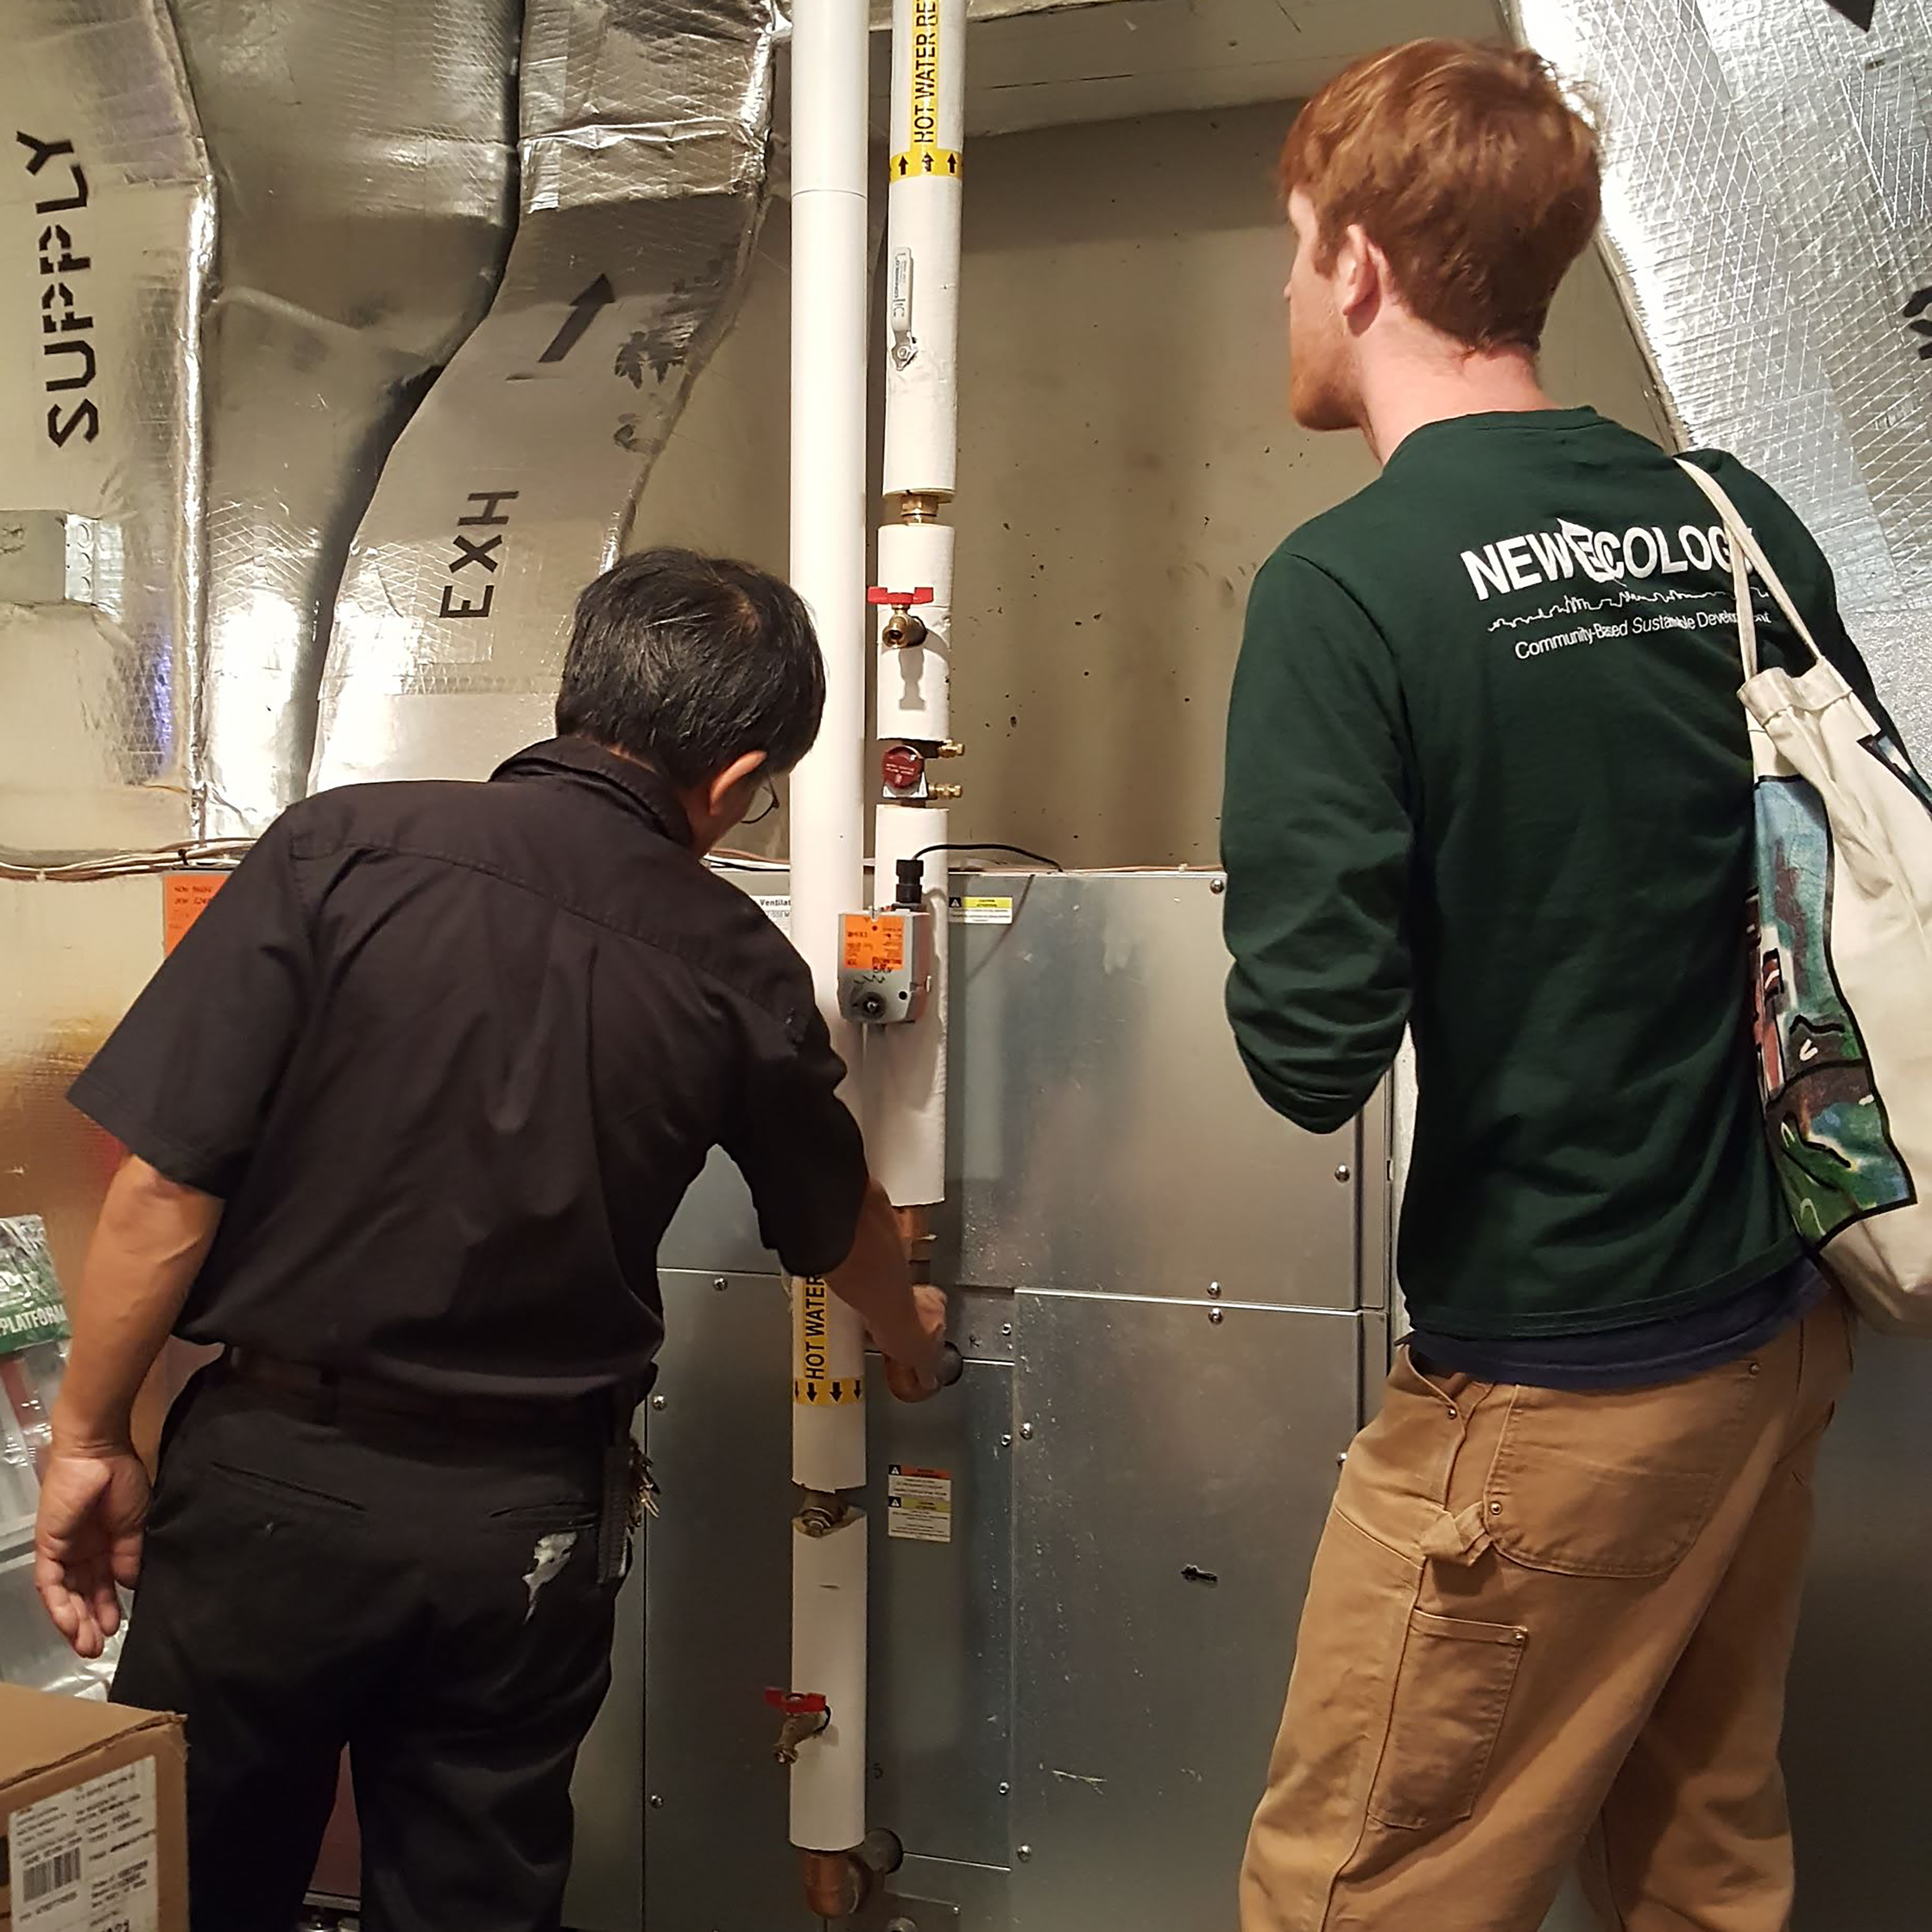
[786,0,871,1864]
[882,0,966,499]
[868,0,966,1211]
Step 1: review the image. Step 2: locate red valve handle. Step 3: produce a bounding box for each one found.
[764,1688,829,1716]
[866,585,935,606]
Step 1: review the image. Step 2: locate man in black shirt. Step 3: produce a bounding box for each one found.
[32,550,945,1932]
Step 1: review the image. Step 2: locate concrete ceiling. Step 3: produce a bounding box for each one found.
[862,0,1508,136]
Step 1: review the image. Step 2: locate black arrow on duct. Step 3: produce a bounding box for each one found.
[1820,0,1876,27]
[538,275,616,364]
[1906,284,1932,360]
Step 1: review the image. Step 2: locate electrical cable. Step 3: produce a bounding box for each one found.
[0,839,254,882]
[909,840,1062,871]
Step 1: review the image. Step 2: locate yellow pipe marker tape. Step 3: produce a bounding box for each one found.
[888,0,962,182]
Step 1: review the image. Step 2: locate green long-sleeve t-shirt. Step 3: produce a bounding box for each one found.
[1222,407,1891,1340]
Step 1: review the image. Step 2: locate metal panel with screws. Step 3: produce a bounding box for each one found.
[1008,1292,1361,1932]
[642,1269,797,1927]
[946,871,1363,1309]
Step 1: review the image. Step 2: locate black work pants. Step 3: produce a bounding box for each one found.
[113,1366,622,1932]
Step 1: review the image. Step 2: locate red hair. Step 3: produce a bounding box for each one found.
[1281,39,1602,354]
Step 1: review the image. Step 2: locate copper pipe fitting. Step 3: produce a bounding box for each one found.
[800,1848,866,1919]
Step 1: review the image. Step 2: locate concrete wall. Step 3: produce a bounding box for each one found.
[635,98,1670,866]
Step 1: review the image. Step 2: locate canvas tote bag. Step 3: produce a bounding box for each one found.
[1678,458,1932,1333]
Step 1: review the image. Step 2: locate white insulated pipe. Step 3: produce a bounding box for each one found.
[876,520,954,746]
[869,523,953,1208]
[788,1514,870,1859]
[790,1274,867,1494]
[786,0,871,1859]
[868,0,966,1212]
[882,0,967,497]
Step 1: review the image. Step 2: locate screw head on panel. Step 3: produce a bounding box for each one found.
[1209,1308,1224,1325]
[998,1781,1011,1796]
[1000,1433,1012,1448]
[1210,877,1226,895]
[712,1276,728,1292]
[1019,1422,1034,1440]
[651,1395,667,1411]
[1334,1163,1352,1183]
[1017,1845,1033,1862]
[1207,1281,1221,1298]
[649,1795,664,1810]
[1001,1322,1013,1337]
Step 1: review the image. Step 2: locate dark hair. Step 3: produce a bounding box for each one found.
[555,549,826,786]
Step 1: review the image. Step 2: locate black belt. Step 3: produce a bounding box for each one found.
[222,1348,639,1435]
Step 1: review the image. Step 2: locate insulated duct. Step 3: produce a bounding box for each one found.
[173,0,520,837]
[0,0,213,862]
[1510,0,1932,753]
[310,0,782,791]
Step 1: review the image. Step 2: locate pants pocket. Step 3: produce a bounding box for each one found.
[207,1460,367,1515]
[1483,1362,1759,1579]
[1365,1611,1527,1831]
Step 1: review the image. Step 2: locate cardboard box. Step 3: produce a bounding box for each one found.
[0,1687,185,1932]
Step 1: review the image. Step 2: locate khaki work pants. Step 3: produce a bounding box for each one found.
[1240,1295,1854,1932]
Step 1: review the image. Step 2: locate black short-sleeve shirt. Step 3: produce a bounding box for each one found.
[69,738,867,1398]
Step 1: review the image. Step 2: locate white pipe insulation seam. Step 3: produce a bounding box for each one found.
[785,0,872,1863]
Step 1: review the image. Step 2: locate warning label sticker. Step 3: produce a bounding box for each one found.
[887,1464,953,1543]
[792,1277,864,1406]
[948,895,1012,926]
[841,914,907,972]
[162,872,225,954]
[11,1755,160,1932]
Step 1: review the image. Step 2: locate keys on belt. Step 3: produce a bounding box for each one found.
[597,1438,659,1583]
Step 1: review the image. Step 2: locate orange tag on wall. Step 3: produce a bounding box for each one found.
[840,913,907,974]
[163,872,226,954]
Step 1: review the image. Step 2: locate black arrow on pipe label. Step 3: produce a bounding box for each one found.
[538,275,615,364]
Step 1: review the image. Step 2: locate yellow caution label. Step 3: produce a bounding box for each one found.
[948,894,1013,927]
[889,146,962,182]
[793,1277,866,1406]
[793,1375,865,1406]
[891,0,960,182]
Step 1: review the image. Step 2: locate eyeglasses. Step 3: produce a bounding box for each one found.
[745,775,780,826]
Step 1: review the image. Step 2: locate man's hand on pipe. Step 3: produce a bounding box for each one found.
[827,1177,949,1399]
[879,1282,950,1403]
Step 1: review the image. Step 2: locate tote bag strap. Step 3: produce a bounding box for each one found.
[1675,457,1824,681]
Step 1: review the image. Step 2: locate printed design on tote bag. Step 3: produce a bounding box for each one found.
[1749,775,1913,1242]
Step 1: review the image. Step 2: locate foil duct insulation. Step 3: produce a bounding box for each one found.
[0,0,213,862]
[1511,0,1932,754]
[311,0,782,790]
[173,0,521,838]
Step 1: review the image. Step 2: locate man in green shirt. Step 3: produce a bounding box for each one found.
[1225,39,1884,1932]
